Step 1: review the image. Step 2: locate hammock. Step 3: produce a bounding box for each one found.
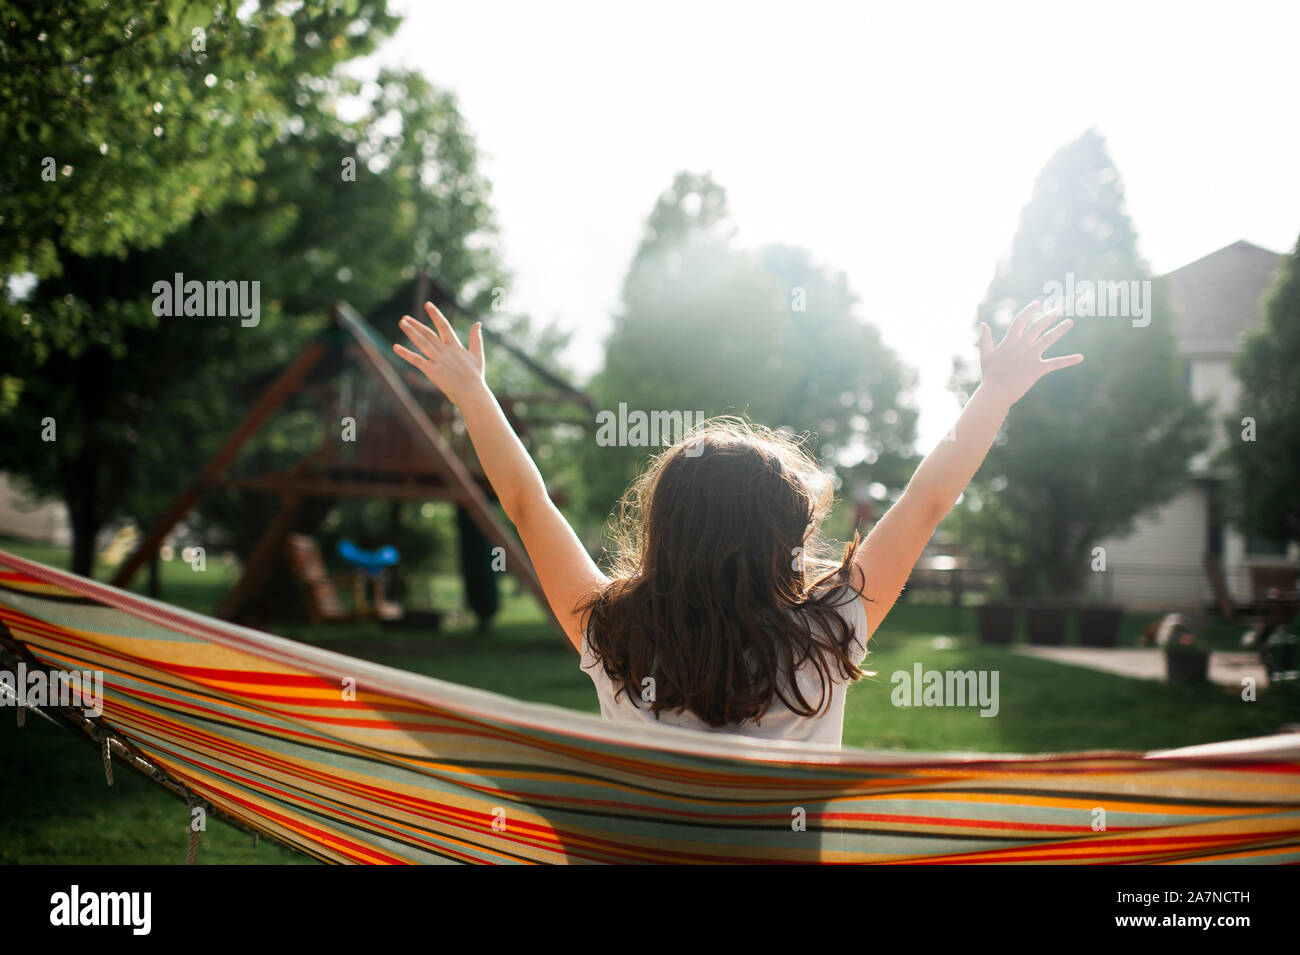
[2,548,1298,865]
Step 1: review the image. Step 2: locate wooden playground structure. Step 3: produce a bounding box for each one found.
[109,274,593,630]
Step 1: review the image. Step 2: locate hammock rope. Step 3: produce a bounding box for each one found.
[102,735,114,787]
[2,548,1298,865]
[0,633,290,864]
[187,795,202,865]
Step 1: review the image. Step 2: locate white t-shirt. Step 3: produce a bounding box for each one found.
[579,586,869,747]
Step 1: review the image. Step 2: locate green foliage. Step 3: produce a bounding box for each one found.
[582,171,919,536]
[1224,233,1300,542]
[758,243,919,493]
[0,2,529,579]
[951,130,1210,597]
[0,1,400,281]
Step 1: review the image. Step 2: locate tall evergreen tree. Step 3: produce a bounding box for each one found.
[1225,233,1300,544]
[951,130,1209,597]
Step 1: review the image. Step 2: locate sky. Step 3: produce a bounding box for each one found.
[367,0,1300,447]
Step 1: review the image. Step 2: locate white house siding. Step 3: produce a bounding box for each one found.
[1090,242,1290,611]
[1088,486,1209,610]
[1186,356,1239,473]
[1223,528,1252,601]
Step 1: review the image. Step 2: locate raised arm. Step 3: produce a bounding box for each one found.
[394,302,607,651]
[850,301,1082,636]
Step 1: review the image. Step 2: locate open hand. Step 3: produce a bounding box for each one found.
[393,302,486,406]
[978,301,1083,407]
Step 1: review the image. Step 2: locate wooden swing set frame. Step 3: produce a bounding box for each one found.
[109,275,593,632]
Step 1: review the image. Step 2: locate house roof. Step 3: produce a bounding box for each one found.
[1162,240,1283,356]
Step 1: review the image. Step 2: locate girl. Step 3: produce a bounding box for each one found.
[395,300,1081,746]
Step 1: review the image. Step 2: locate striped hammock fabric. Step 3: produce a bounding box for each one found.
[2,548,1298,865]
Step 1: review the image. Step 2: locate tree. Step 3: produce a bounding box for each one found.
[0,1,530,577]
[1224,233,1300,544]
[951,129,1209,597]
[582,171,918,536]
[758,242,919,493]
[1,2,401,421]
[0,1,399,282]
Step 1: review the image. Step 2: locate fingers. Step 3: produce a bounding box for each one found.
[424,301,463,348]
[1008,300,1042,340]
[469,321,484,364]
[399,314,442,359]
[1040,353,1084,372]
[1033,318,1074,353]
[392,342,431,373]
[1025,305,1064,344]
[978,323,994,365]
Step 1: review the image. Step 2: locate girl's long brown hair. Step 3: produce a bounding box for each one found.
[577,417,869,727]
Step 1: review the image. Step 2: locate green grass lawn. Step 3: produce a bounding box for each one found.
[2,536,1296,864]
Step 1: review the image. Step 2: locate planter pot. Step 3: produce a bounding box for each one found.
[1165,650,1210,685]
[1261,628,1298,680]
[976,603,1017,645]
[1026,606,1067,645]
[1078,606,1123,647]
